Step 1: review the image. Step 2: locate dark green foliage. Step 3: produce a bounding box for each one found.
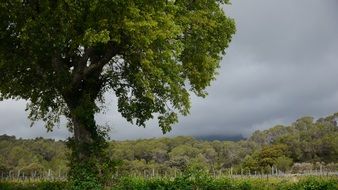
[249,113,338,163]
[0,0,235,134]
[66,133,117,190]
[258,144,288,168]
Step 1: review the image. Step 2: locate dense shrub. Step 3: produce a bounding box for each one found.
[114,175,338,190]
[292,177,338,190]
[1,175,337,190]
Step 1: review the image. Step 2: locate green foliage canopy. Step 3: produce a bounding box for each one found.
[0,0,235,133]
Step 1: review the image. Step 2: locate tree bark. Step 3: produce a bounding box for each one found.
[66,95,99,161]
[70,109,96,160]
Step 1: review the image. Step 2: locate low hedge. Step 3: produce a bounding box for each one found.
[1,176,337,190]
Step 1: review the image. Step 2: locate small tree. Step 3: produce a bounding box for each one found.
[258,144,288,168]
[242,155,259,173]
[275,156,293,173]
[0,0,235,188]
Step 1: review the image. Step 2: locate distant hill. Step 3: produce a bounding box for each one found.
[0,134,16,141]
[195,134,245,141]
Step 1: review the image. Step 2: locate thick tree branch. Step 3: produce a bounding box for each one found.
[85,42,118,74]
[71,48,91,90]
[71,42,119,89]
[51,56,70,83]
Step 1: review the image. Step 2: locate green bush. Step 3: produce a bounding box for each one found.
[292,177,338,190]
[114,174,338,190]
[1,175,337,190]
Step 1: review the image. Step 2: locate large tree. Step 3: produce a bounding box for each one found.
[0,0,235,188]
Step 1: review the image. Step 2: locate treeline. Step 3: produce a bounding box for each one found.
[0,136,68,178]
[0,113,337,178]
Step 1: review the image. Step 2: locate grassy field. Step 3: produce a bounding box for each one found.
[1,173,337,190]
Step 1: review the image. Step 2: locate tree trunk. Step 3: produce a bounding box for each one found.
[71,109,96,160]
[69,104,93,151]
[59,59,114,188]
[65,97,111,189]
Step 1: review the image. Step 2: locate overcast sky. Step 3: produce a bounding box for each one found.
[1,0,338,140]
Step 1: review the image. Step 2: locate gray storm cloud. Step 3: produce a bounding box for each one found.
[1,0,338,140]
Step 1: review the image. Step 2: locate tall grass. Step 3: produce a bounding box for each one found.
[114,175,338,190]
[0,181,66,190]
[1,173,337,190]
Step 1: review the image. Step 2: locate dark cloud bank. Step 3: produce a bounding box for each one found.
[1,0,338,140]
